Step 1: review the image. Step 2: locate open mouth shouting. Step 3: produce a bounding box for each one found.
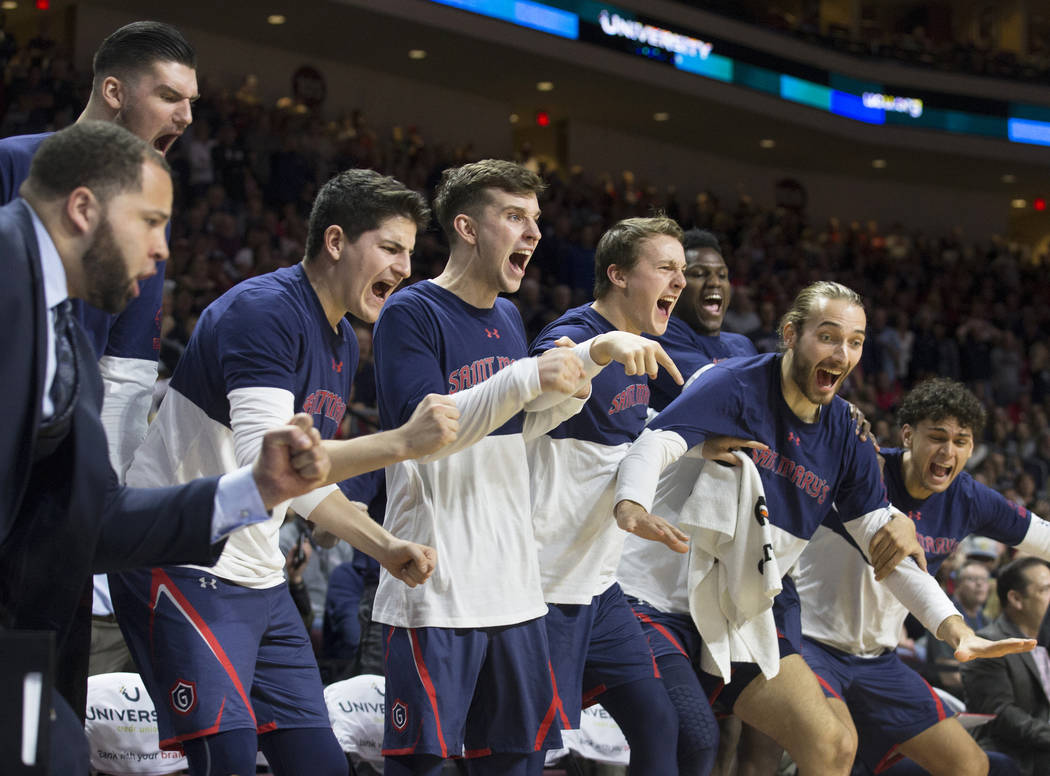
[153,132,182,156]
[700,290,723,318]
[814,365,843,394]
[508,249,532,277]
[371,280,395,303]
[928,461,953,486]
[656,294,678,319]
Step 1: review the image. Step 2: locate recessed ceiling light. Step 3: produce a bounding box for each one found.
[536,81,554,92]
[1011,198,1027,209]
[1001,174,1016,183]
[408,49,427,60]
[653,112,670,122]
[759,138,775,149]
[509,113,519,124]
[267,14,286,25]
[1,2,17,9]
[872,159,887,168]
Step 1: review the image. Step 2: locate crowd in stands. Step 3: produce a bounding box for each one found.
[679,1,1050,83]
[7,21,1050,693]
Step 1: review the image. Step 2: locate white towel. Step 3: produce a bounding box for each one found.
[677,451,782,681]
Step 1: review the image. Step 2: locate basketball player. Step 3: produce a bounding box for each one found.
[0,20,200,698]
[647,228,755,411]
[373,160,660,776]
[795,378,1050,776]
[111,169,457,776]
[613,281,1034,775]
[530,215,710,774]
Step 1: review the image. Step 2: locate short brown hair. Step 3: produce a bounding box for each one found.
[304,169,430,262]
[433,159,545,242]
[593,216,683,299]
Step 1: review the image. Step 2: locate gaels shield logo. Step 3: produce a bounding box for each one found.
[170,679,198,715]
[391,699,408,731]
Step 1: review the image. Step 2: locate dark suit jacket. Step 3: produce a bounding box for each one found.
[961,614,1050,776]
[0,199,223,712]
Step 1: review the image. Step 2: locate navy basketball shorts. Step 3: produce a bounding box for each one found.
[545,583,660,727]
[109,566,330,751]
[802,636,954,772]
[627,596,702,662]
[381,616,564,759]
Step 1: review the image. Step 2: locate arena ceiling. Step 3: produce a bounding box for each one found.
[23,0,1050,202]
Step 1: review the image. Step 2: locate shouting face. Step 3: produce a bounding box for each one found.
[784,297,865,412]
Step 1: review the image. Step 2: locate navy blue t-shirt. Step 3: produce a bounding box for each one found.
[170,263,356,438]
[879,448,1030,574]
[652,352,887,539]
[0,131,166,361]
[647,316,757,411]
[374,280,528,436]
[531,304,649,446]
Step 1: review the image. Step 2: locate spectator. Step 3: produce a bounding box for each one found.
[962,557,1050,776]
[924,560,992,695]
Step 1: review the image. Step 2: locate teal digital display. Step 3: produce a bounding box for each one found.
[423,0,1050,148]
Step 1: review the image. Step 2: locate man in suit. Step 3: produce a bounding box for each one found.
[0,120,329,771]
[0,20,197,455]
[963,556,1050,776]
[0,20,200,683]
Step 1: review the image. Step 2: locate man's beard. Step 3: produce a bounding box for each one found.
[789,348,839,406]
[82,216,135,314]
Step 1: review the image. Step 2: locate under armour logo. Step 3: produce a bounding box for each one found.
[198,576,217,589]
[119,685,141,702]
[332,358,343,373]
[909,510,922,521]
[485,328,500,339]
[787,431,800,447]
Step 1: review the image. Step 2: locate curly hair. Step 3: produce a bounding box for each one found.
[897,378,986,437]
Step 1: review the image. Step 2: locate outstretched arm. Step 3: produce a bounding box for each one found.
[588,331,684,385]
[941,617,1035,662]
[321,393,460,483]
[845,509,1034,659]
[251,413,331,508]
[426,347,585,458]
[306,490,436,588]
[866,511,928,580]
[96,414,331,572]
[613,499,689,553]
[615,427,691,513]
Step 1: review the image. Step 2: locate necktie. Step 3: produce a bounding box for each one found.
[49,300,77,417]
[35,300,79,459]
